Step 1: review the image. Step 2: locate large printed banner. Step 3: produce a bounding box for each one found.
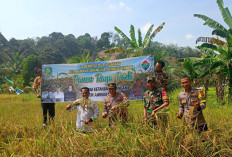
[41,56,154,103]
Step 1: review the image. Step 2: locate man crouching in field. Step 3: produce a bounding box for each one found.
[66,87,99,133]
[102,83,129,127]
[177,76,208,133]
[143,75,169,127]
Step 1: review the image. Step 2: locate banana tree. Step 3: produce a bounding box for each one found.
[194,0,232,99]
[67,52,90,63]
[179,59,200,84]
[195,51,227,100]
[95,53,110,61]
[114,22,165,56]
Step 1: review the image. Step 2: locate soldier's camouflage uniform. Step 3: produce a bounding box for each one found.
[103,92,129,126]
[144,88,169,126]
[153,71,168,89]
[178,88,208,132]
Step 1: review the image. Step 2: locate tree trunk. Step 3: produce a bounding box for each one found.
[228,64,232,100]
[214,73,226,101]
[204,75,210,99]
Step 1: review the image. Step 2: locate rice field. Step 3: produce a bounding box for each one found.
[0,88,232,156]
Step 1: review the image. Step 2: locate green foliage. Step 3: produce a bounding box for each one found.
[97,32,111,49]
[114,23,165,56]
[77,33,96,53]
[195,0,232,97]
[217,0,232,28]
[68,52,90,63]
[22,55,41,86]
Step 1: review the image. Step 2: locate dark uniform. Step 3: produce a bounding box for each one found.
[178,88,208,132]
[102,83,129,126]
[144,82,169,126]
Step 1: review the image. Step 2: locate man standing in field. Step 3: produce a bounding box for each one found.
[153,60,168,89]
[33,67,55,128]
[177,76,208,133]
[143,75,169,127]
[66,87,99,133]
[102,83,129,126]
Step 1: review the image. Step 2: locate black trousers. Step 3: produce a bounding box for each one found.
[195,124,208,133]
[41,103,55,124]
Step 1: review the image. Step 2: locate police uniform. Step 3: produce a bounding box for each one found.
[102,83,129,126]
[178,88,208,132]
[153,70,168,88]
[144,76,169,126]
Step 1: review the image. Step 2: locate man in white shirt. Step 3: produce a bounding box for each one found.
[66,87,99,133]
[53,84,64,102]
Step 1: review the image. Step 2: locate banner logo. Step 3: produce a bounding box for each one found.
[44,67,52,78]
[140,59,152,72]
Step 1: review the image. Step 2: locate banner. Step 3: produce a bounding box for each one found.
[41,56,154,103]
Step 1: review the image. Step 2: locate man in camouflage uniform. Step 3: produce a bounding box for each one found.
[177,76,208,133]
[153,60,168,89]
[143,76,169,127]
[102,83,129,126]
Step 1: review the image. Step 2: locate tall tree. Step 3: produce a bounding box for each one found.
[97,32,111,49]
[22,55,41,86]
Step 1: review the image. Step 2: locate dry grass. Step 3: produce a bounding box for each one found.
[0,89,232,156]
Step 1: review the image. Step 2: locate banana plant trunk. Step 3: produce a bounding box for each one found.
[228,63,232,101]
[214,73,226,101]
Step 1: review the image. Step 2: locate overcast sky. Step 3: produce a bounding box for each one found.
[0,0,231,48]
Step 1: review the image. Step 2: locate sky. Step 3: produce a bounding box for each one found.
[0,0,231,48]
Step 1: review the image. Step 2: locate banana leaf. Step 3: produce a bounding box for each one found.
[194,14,227,31]
[130,25,138,49]
[217,0,232,29]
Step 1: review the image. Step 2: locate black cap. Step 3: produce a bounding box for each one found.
[108,83,117,89]
[147,75,155,82]
[56,84,61,88]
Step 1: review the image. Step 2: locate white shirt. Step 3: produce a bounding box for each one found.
[69,98,99,132]
[53,91,64,102]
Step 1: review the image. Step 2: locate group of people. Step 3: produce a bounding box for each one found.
[33,60,208,134]
[41,83,77,102]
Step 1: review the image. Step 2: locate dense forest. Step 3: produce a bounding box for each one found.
[0,31,201,91]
